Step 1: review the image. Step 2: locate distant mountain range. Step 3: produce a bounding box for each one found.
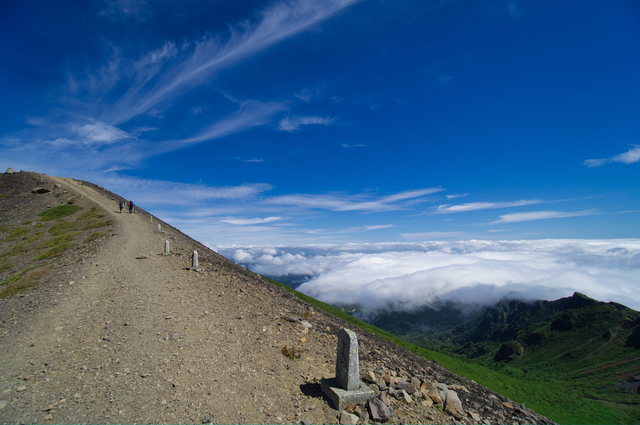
[340,292,640,423]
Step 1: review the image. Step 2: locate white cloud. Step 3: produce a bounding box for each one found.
[294,89,312,102]
[160,100,286,150]
[221,217,283,225]
[432,199,542,214]
[491,209,596,224]
[108,0,362,125]
[445,193,469,200]
[90,174,272,206]
[585,145,640,167]
[216,239,640,312]
[3,0,362,173]
[267,188,444,212]
[278,116,335,132]
[400,232,467,240]
[73,121,132,145]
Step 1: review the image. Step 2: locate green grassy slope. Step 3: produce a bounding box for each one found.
[370,293,640,424]
[265,281,640,424]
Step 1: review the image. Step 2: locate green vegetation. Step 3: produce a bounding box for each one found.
[282,345,302,359]
[0,265,49,298]
[25,232,44,244]
[33,223,45,229]
[0,243,28,262]
[5,227,30,241]
[77,207,101,221]
[367,294,640,424]
[0,225,9,232]
[0,262,14,273]
[37,204,83,221]
[48,221,78,236]
[81,218,114,230]
[35,232,78,260]
[84,232,106,243]
[265,276,640,424]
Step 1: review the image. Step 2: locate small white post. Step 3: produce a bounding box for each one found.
[158,224,161,231]
[150,216,153,223]
[163,240,170,255]
[191,250,199,270]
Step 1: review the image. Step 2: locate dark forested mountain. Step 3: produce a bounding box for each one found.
[357,292,640,423]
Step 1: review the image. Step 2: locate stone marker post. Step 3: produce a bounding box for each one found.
[321,328,374,410]
[163,240,170,255]
[191,250,199,270]
[150,216,153,223]
[158,224,161,231]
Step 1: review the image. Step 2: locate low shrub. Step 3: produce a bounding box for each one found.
[84,232,107,243]
[0,266,50,298]
[6,228,30,241]
[37,204,83,221]
[48,221,78,236]
[77,208,101,221]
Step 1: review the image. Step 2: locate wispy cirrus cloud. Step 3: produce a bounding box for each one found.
[90,174,273,206]
[445,193,469,200]
[278,115,335,132]
[221,216,284,225]
[156,100,286,152]
[267,188,444,212]
[432,199,542,214]
[400,231,468,240]
[306,224,394,234]
[4,0,361,173]
[584,145,640,167]
[490,209,597,224]
[107,0,362,125]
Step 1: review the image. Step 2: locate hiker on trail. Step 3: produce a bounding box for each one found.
[119,201,124,214]
[129,201,134,214]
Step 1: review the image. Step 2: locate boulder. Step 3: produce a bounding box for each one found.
[339,411,358,424]
[445,390,463,418]
[367,397,392,423]
[427,389,442,404]
[31,188,51,194]
[5,167,15,174]
[435,383,448,403]
[395,381,417,395]
[364,371,376,383]
[410,376,421,389]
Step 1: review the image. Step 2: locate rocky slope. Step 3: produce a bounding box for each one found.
[0,171,554,424]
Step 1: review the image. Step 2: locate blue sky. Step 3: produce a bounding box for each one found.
[2,0,640,308]
[2,0,640,245]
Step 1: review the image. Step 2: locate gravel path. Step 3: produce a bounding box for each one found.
[0,177,345,424]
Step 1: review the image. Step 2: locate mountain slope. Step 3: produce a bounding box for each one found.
[367,292,640,423]
[0,171,552,424]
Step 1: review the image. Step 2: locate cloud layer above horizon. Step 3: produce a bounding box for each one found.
[216,239,640,313]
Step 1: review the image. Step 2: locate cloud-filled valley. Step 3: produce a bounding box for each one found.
[216,239,640,313]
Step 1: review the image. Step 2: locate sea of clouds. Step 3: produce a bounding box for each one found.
[214,239,640,313]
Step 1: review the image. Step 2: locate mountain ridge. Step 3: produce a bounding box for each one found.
[0,170,554,424]
[357,291,640,423]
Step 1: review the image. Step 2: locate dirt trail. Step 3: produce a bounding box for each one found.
[0,177,344,424]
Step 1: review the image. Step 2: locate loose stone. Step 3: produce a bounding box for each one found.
[367,397,392,423]
[339,411,358,424]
